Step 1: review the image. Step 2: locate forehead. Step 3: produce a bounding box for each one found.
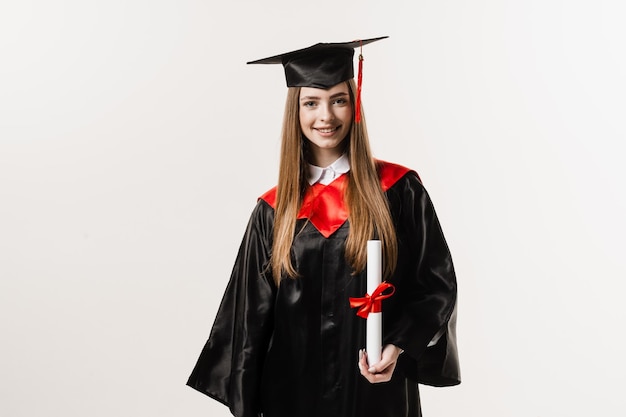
[299,82,350,98]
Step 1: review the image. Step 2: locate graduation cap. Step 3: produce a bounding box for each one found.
[247,36,388,122]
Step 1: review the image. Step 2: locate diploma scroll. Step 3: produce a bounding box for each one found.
[349,240,395,367]
[366,240,383,366]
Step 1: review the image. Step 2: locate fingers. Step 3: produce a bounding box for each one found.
[357,348,398,384]
[367,351,392,374]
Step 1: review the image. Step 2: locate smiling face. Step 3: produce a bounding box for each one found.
[299,82,353,167]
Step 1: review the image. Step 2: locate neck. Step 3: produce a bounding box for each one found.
[308,148,344,168]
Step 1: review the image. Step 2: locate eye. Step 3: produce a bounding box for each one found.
[302,101,317,108]
[333,98,348,105]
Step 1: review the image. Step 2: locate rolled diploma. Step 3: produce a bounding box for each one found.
[366,240,382,366]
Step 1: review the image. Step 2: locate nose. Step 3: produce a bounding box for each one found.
[319,103,335,122]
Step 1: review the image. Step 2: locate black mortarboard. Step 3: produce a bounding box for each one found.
[246,36,388,89]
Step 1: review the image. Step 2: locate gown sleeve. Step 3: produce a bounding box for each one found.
[187,200,276,417]
[383,172,461,387]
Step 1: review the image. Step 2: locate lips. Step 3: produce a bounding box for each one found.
[315,126,339,133]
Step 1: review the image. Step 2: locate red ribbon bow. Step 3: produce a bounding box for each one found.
[349,281,396,319]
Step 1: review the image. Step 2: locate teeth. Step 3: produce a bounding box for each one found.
[318,127,337,133]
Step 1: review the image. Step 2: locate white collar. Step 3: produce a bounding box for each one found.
[306,153,350,185]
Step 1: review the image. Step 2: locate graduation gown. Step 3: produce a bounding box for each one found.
[187,160,460,417]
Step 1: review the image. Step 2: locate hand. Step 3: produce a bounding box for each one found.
[357,344,403,384]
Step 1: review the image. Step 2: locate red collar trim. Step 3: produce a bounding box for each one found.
[259,160,413,238]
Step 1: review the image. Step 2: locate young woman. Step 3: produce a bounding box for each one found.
[187,36,460,417]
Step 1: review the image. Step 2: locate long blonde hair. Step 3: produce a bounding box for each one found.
[271,79,397,284]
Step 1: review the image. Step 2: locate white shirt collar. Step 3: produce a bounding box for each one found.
[307,153,350,185]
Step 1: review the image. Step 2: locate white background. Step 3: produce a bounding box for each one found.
[1,1,625,416]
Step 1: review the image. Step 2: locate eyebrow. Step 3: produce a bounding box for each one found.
[300,92,350,101]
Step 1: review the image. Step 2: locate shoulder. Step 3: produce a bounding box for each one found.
[243,193,276,240]
[377,160,431,209]
[258,186,278,209]
[375,159,422,192]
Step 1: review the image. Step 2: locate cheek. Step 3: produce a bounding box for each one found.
[340,107,354,124]
[299,110,312,128]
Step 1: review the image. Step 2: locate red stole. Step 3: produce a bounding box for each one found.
[260,160,412,238]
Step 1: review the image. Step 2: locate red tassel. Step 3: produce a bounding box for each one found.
[355,41,364,123]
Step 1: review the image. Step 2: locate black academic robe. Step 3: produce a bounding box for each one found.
[187,160,460,417]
